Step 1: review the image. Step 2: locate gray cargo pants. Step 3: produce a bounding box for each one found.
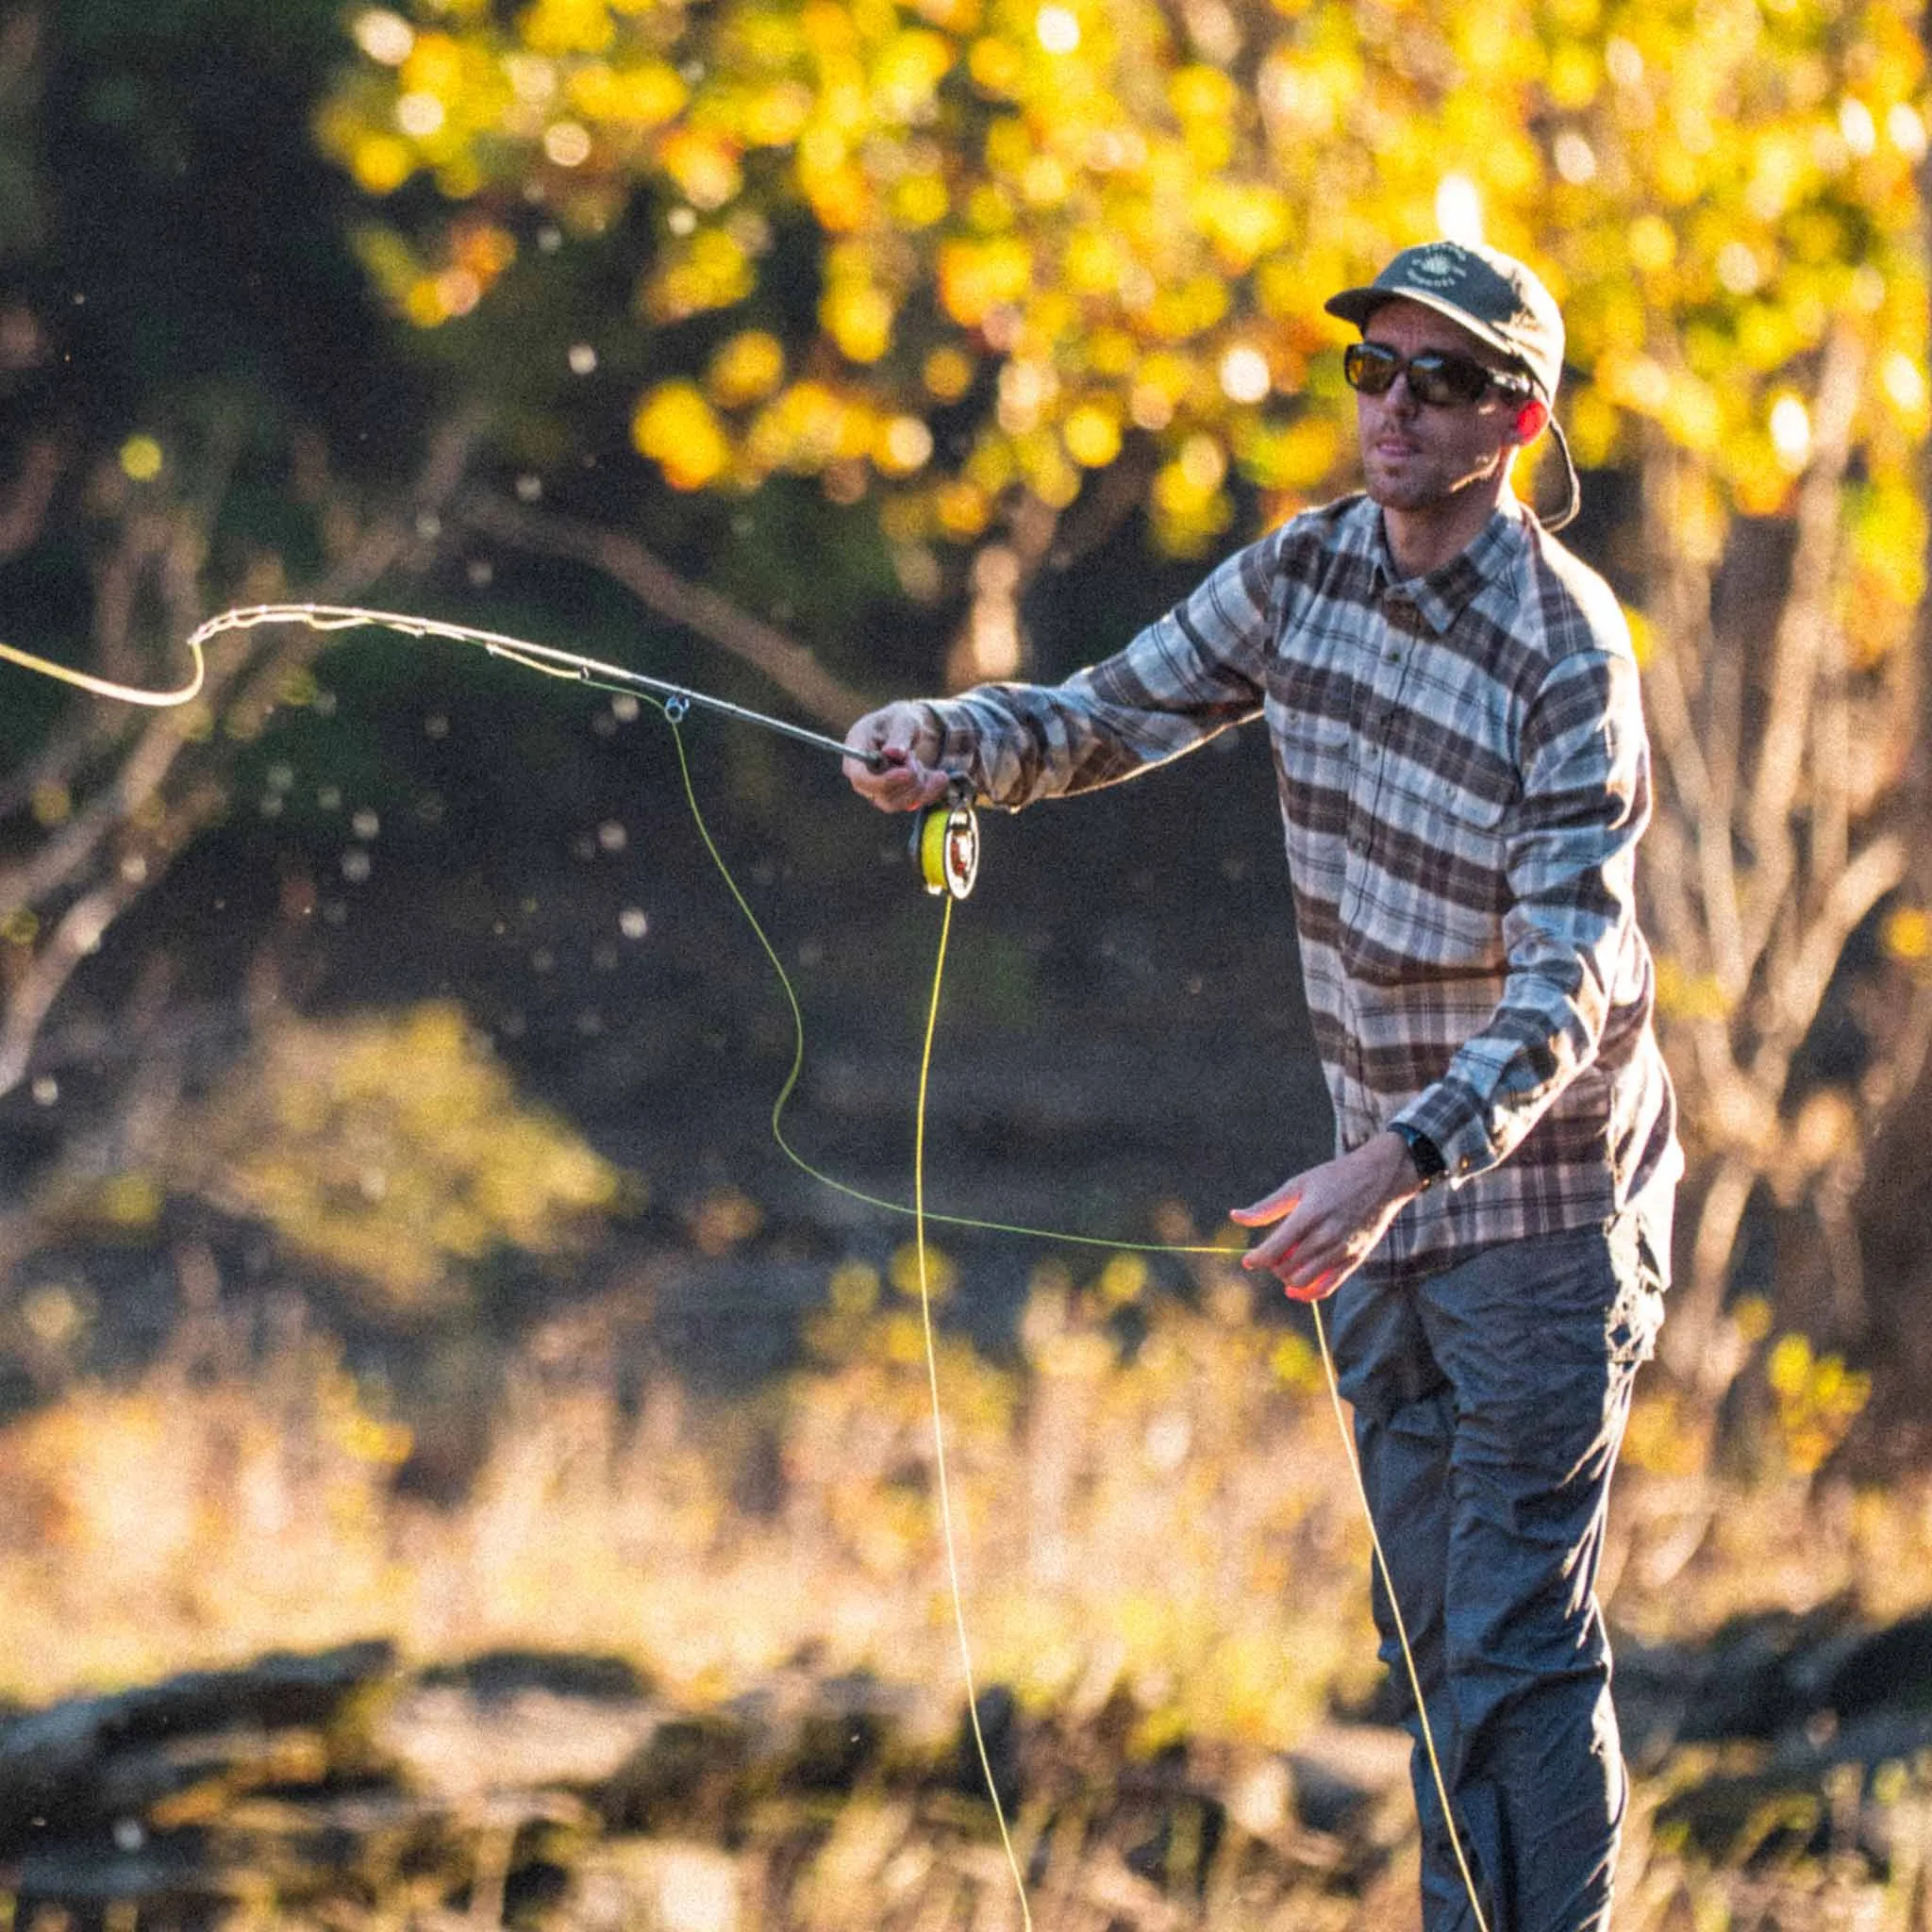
[1326,1217,1664,1932]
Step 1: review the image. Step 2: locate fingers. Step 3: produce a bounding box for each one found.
[1229,1181,1300,1228]
[1280,1266,1343,1304]
[1244,1224,1343,1301]
[842,705,952,812]
[844,702,923,766]
[1232,1178,1342,1299]
[1239,1212,1312,1280]
[1230,1141,1410,1302]
[851,755,950,812]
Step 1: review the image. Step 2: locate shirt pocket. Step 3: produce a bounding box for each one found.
[1275,706,1353,763]
[1342,776,1513,985]
[1272,704,1354,833]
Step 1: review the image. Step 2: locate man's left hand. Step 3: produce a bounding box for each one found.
[1231,1132,1422,1301]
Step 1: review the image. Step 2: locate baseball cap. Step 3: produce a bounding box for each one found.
[1326,240,1579,530]
[1324,241,1565,404]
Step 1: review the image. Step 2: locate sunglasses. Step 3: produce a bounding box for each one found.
[1343,340,1531,408]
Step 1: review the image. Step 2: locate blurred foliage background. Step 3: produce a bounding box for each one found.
[1,0,1931,1924]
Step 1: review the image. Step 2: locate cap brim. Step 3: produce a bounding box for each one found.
[1323,287,1386,328]
[1324,287,1542,393]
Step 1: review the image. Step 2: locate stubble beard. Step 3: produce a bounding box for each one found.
[1364,445,1507,517]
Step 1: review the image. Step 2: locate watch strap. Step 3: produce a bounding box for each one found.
[1391,1121,1447,1191]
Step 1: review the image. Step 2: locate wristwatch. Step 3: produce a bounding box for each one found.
[1391,1122,1447,1191]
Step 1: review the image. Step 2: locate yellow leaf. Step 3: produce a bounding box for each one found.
[708,329,787,408]
[645,227,754,322]
[1546,44,1598,110]
[934,477,991,538]
[824,281,895,362]
[1883,906,1931,961]
[891,172,949,227]
[567,59,688,128]
[1062,401,1123,467]
[658,129,743,211]
[521,0,616,57]
[937,235,1032,325]
[1627,213,1675,275]
[923,344,976,401]
[889,1239,956,1301]
[633,380,732,490]
[874,414,934,475]
[967,35,1022,96]
[349,132,416,195]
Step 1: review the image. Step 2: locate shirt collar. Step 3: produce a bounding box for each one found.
[1365,496,1525,637]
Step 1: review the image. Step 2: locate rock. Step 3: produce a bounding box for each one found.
[602,1713,756,1839]
[17,1826,233,1909]
[378,1684,663,1801]
[1285,1723,1413,1845]
[724,1666,941,1792]
[1814,1608,1932,1725]
[957,1685,1023,1814]
[1672,1599,1861,1745]
[0,1641,394,1848]
[418,1649,652,1702]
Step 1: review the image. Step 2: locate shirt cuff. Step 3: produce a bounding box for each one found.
[1394,1082,1495,1189]
[923,699,986,793]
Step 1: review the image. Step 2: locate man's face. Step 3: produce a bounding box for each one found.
[1353,299,1532,517]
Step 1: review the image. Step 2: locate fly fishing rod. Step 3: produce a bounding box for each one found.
[0,600,984,902]
[0,600,877,767]
[214,602,883,767]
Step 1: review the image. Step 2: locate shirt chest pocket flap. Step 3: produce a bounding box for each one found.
[1346,759,1517,982]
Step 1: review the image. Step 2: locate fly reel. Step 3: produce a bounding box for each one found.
[911,782,979,901]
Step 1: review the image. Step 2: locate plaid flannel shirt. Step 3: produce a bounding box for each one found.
[927,492,1680,1286]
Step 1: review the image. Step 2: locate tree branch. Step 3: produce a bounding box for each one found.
[1740,329,1865,969]
[0,432,63,560]
[1749,832,1909,1093]
[456,491,874,730]
[0,414,485,1100]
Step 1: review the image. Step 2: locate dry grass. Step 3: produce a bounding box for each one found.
[0,1250,1378,1734]
[0,1249,1928,1928]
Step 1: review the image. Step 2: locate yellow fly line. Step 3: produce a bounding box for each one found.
[0,633,208,706]
[675,708,1495,1930]
[0,602,881,769]
[1,602,1490,1932]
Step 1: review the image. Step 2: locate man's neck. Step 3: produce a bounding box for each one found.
[1380,483,1515,580]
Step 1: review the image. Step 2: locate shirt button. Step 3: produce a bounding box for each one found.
[1348,831,1369,855]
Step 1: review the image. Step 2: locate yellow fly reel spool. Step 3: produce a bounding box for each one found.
[913,789,979,900]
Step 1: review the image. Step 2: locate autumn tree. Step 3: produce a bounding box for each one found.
[0,0,497,1154]
[2,0,1924,1379]
[1470,0,1931,1368]
[317,0,1932,1369]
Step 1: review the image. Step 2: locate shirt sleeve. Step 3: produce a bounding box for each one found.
[924,529,1283,808]
[1395,648,1652,1182]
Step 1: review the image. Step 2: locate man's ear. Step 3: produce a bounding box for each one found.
[1511,396,1551,446]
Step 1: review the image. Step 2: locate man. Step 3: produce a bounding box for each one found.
[842,240,1680,1932]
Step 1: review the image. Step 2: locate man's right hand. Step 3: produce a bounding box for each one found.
[843,702,956,813]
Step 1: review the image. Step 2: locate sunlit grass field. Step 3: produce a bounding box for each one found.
[1,1225,1924,1928]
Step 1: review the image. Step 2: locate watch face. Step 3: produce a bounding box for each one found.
[1396,1124,1444,1182]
